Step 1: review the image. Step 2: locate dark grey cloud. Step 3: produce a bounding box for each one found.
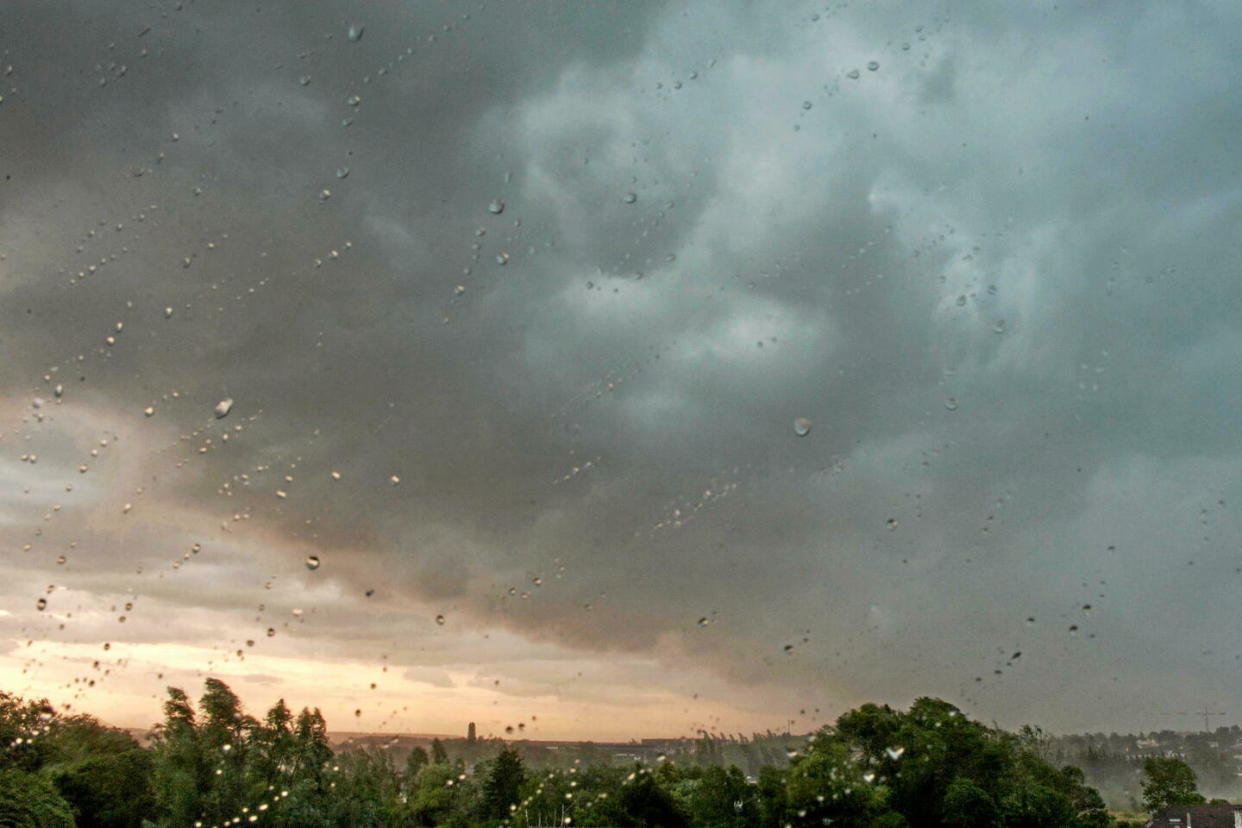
[2,0,1242,736]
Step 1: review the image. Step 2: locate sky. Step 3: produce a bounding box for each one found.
[1,0,1241,741]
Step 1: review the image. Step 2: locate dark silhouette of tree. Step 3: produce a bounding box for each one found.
[619,771,688,828]
[1141,756,1205,814]
[481,746,526,820]
[405,745,430,780]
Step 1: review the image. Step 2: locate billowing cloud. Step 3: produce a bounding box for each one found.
[1,0,1240,739]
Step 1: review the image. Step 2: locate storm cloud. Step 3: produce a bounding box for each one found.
[2,0,1241,739]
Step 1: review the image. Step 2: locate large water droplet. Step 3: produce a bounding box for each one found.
[622,192,637,204]
[36,598,47,611]
[435,614,445,625]
[867,61,880,71]
[347,23,365,42]
[793,417,812,437]
[488,198,505,215]
[304,555,321,571]
[214,398,234,419]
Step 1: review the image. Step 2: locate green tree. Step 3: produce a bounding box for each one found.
[618,771,687,828]
[405,745,430,780]
[943,779,993,824]
[150,687,205,826]
[0,692,58,773]
[325,748,406,827]
[481,746,526,821]
[45,717,153,828]
[410,762,474,827]
[0,768,76,828]
[785,735,889,826]
[1141,756,1205,814]
[430,738,449,765]
[680,765,758,828]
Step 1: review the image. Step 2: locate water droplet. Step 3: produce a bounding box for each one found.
[299,75,312,86]
[488,198,505,215]
[266,627,275,637]
[335,166,350,180]
[885,746,905,760]
[53,384,64,398]
[214,398,234,419]
[886,517,898,530]
[163,306,174,318]
[992,319,1006,334]
[801,101,812,110]
[36,598,47,611]
[143,406,155,417]
[304,555,321,571]
[347,23,365,42]
[867,61,880,71]
[846,69,860,80]
[319,188,332,201]
[435,614,445,625]
[389,474,401,485]
[793,417,812,437]
[622,192,637,204]
[330,471,342,480]
[944,397,958,411]
[345,94,362,108]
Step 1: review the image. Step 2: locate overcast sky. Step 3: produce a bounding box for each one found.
[2,0,1241,740]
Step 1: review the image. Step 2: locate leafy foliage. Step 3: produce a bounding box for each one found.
[1141,756,1206,814]
[2,685,1129,827]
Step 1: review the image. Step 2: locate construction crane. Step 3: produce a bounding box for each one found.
[1174,706,1228,732]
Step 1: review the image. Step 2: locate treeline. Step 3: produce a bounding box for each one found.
[1038,728,1242,810]
[2,683,1133,826]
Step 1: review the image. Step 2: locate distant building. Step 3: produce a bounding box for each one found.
[1147,804,1242,827]
[467,722,477,743]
